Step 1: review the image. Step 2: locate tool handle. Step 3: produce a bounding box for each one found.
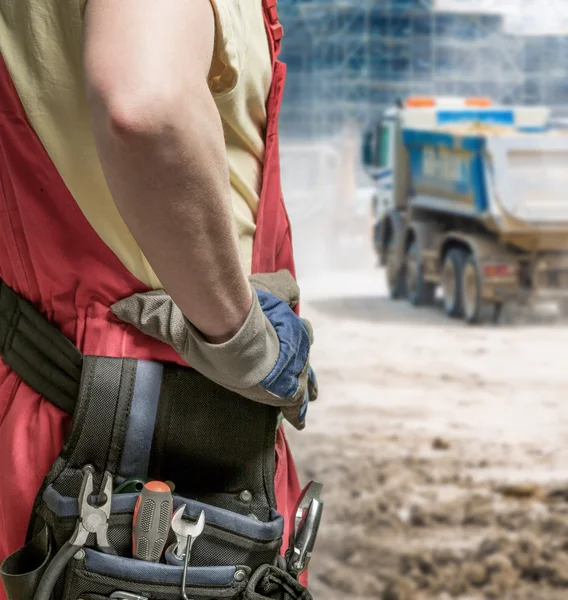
[132,482,173,562]
[33,541,79,600]
[114,478,149,494]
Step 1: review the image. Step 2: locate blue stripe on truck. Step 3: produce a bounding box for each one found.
[403,129,486,151]
[436,109,514,126]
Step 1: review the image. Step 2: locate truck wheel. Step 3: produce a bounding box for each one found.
[555,300,568,321]
[386,238,407,300]
[462,255,500,324]
[441,248,467,318]
[406,241,435,306]
[373,221,383,264]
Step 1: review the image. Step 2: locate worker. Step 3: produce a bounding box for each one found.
[0,0,318,598]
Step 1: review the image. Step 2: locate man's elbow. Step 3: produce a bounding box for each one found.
[87,80,185,140]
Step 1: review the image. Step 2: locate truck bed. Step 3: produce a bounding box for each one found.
[403,127,568,225]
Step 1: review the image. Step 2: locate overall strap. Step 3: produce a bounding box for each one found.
[262,0,284,62]
[253,0,295,280]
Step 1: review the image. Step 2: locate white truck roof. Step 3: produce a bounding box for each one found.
[394,97,550,132]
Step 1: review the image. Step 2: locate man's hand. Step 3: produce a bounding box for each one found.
[112,270,318,430]
[83,0,252,343]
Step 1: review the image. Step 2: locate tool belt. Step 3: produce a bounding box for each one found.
[0,280,321,600]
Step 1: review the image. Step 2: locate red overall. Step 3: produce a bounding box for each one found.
[0,0,304,595]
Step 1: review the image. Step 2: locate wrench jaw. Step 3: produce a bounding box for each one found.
[170,506,188,559]
[170,506,206,559]
[190,511,206,537]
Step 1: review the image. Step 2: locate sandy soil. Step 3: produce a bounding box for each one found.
[289,261,568,600]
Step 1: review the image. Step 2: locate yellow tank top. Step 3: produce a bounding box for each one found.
[0,0,271,285]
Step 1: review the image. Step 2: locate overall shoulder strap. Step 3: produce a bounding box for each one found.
[262,0,284,62]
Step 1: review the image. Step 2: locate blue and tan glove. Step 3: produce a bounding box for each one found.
[111,270,318,430]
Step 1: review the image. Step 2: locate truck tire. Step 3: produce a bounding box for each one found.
[461,255,501,324]
[386,238,407,300]
[373,221,383,265]
[441,248,467,318]
[558,300,568,320]
[406,241,435,306]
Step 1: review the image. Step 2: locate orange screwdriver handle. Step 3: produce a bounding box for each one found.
[132,481,173,562]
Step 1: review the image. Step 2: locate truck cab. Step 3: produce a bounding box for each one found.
[363,108,398,225]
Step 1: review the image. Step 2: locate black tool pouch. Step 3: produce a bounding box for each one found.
[0,528,53,600]
[246,563,312,600]
[1,356,312,600]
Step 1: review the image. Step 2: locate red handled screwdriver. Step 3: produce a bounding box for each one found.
[132,481,173,562]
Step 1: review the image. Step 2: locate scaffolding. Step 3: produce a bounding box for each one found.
[278,0,568,138]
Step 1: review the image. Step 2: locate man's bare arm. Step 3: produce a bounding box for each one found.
[83,0,252,343]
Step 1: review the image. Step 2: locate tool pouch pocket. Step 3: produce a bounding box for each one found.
[60,555,309,600]
[62,549,250,600]
[17,486,284,600]
[61,554,309,600]
[0,527,53,600]
[37,487,284,571]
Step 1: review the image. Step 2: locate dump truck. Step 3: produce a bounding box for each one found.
[362,96,568,323]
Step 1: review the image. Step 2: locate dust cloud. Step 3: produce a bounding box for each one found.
[289,262,568,599]
[281,127,373,279]
[282,130,568,598]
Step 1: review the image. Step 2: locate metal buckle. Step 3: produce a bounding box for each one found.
[109,593,148,600]
[286,481,324,577]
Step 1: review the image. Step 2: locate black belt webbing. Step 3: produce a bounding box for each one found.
[0,279,82,414]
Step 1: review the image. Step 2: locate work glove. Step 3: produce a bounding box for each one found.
[111,270,318,430]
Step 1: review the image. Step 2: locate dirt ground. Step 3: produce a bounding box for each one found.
[289,260,568,600]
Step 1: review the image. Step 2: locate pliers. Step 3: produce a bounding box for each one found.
[34,466,117,600]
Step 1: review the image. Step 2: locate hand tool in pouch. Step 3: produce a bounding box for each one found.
[165,506,206,565]
[114,477,149,494]
[33,466,117,600]
[165,506,206,600]
[286,481,324,578]
[132,481,173,562]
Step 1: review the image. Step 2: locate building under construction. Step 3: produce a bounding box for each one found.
[278,0,568,138]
